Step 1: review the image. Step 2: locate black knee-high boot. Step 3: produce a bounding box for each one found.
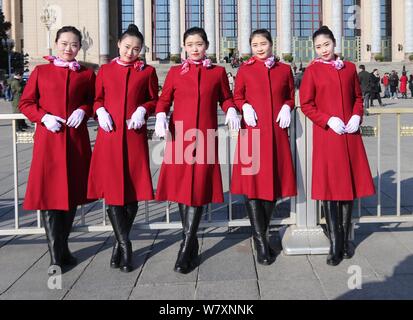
[245,199,275,265]
[178,204,199,262]
[109,202,139,269]
[107,205,133,272]
[41,210,64,271]
[262,200,276,258]
[322,201,343,266]
[174,205,203,274]
[341,201,354,259]
[61,208,78,266]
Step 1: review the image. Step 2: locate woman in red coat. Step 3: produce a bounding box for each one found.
[231,29,297,265]
[88,24,158,272]
[154,27,240,274]
[19,26,96,273]
[400,72,408,99]
[300,26,375,266]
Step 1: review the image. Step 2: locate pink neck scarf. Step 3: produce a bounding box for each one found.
[43,56,81,72]
[313,56,344,70]
[244,55,276,69]
[112,57,145,71]
[180,57,212,75]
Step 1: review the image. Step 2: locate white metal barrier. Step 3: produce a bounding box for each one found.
[2,107,412,256]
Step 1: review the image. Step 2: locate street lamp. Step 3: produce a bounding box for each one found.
[1,38,15,77]
[40,4,57,56]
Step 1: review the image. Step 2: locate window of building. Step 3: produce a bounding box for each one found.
[381,0,391,38]
[120,0,134,32]
[343,0,361,38]
[153,0,170,61]
[251,0,276,37]
[292,0,322,38]
[185,0,204,29]
[220,0,237,38]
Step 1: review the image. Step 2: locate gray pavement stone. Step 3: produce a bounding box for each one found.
[259,278,327,300]
[195,280,260,300]
[137,239,199,285]
[198,238,257,282]
[355,231,413,277]
[130,283,196,300]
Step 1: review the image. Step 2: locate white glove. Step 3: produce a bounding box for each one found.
[345,115,361,134]
[327,117,346,135]
[96,107,113,132]
[41,114,66,133]
[242,103,257,127]
[128,106,146,130]
[66,109,86,128]
[276,105,291,129]
[155,112,168,138]
[225,107,241,131]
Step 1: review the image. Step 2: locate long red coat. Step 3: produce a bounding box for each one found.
[19,63,96,211]
[400,75,408,93]
[87,62,158,205]
[155,64,234,206]
[300,60,375,200]
[231,60,297,201]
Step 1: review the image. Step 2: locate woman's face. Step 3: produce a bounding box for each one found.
[184,34,208,61]
[118,35,142,63]
[314,34,335,61]
[251,34,273,60]
[55,32,80,61]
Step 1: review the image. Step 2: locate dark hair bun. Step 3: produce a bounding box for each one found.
[319,25,331,31]
[127,24,140,33]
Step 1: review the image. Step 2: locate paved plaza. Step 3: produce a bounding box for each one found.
[0,63,413,300]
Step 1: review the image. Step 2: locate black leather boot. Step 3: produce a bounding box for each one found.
[245,199,275,265]
[61,208,78,266]
[107,206,120,269]
[262,200,277,258]
[107,205,133,272]
[41,210,64,273]
[341,201,354,259]
[174,205,203,274]
[178,204,199,263]
[322,201,344,266]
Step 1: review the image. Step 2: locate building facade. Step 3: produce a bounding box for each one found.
[1,0,413,67]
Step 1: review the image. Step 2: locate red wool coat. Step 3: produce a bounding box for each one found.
[231,60,297,201]
[299,60,375,200]
[87,62,158,205]
[400,75,408,93]
[19,63,96,211]
[155,64,234,207]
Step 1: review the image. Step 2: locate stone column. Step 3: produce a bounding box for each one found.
[331,0,343,55]
[238,0,251,57]
[281,0,292,56]
[170,0,180,61]
[405,0,413,55]
[99,0,110,64]
[371,0,382,57]
[205,0,216,61]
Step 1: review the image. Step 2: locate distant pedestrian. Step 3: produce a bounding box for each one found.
[382,72,390,98]
[358,65,371,108]
[389,70,399,99]
[400,72,408,99]
[369,69,383,107]
[409,75,413,98]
